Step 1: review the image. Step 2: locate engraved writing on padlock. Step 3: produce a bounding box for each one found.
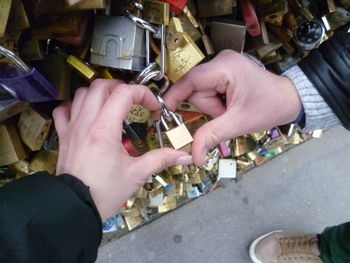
[0,45,57,102]
[90,16,146,71]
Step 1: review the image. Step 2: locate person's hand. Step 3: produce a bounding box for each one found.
[164,50,302,166]
[53,79,192,221]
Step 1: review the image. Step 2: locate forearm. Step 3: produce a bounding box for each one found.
[0,172,102,263]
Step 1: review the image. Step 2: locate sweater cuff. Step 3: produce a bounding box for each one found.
[282,65,341,132]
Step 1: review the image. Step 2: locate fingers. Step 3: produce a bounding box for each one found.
[191,113,237,166]
[77,79,125,124]
[53,101,71,135]
[97,84,160,136]
[131,148,192,180]
[70,87,88,121]
[163,60,231,111]
[187,90,226,117]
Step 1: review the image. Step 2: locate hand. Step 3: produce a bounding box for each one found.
[53,79,192,221]
[164,50,302,166]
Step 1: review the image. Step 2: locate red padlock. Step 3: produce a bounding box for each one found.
[240,0,261,37]
[159,0,188,15]
[122,136,147,157]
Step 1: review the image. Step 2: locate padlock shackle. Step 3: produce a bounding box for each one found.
[130,0,144,10]
[0,45,30,73]
[126,10,158,34]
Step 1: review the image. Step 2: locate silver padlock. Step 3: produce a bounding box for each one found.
[90,16,146,71]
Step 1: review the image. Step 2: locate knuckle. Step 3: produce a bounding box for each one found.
[52,107,61,119]
[88,122,109,143]
[75,87,88,97]
[90,78,106,88]
[69,124,81,138]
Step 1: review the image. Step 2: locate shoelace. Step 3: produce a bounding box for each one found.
[280,236,316,255]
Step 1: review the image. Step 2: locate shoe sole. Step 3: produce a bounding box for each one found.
[249,230,283,263]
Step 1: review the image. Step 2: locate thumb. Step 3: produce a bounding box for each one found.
[192,114,235,166]
[133,148,193,179]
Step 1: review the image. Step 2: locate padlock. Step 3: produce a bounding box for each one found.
[218,159,237,180]
[31,13,86,40]
[157,32,204,83]
[53,45,98,81]
[158,196,176,213]
[29,150,58,175]
[260,21,270,45]
[36,53,72,100]
[90,16,147,71]
[54,15,90,46]
[197,0,234,18]
[143,0,170,25]
[7,0,30,32]
[0,45,57,102]
[210,21,246,53]
[166,17,184,50]
[20,40,46,62]
[322,7,350,32]
[327,0,336,13]
[0,0,12,37]
[258,0,288,26]
[17,107,52,151]
[0,120,27,166]
[339,0,350,8]
[198,23,215,55]
[241,0,261,37]
[64,0,106,10]
[0,99,29,123]
[160,0,188,15]
[156,110,193,150]
[174,14,199,42]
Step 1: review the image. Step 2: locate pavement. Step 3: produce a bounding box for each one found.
[97,126,350,263]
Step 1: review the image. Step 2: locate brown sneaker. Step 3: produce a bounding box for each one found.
[249,230,323,263]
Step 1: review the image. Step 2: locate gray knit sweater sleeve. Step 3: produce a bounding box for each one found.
[282,65,341,131]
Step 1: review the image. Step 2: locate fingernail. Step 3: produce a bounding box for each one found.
[175,155,193,165]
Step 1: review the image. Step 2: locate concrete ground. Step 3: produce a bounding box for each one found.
[97,126,350,263]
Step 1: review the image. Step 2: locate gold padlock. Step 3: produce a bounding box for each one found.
[0,120,27,166]
[0,0,12,37]
[156,111,193,150]
[166,17,184,50]
[29,150,58,175]
[157,32,204,83]
[8,0,30,32]
[143,0,170,25]
[197,0,234,18]
[17,107,52,151]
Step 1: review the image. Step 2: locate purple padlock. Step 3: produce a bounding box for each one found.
[0,45,57,103]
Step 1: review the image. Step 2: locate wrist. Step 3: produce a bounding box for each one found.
[277,75,303,124]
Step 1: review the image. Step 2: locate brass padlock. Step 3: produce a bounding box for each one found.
[166,17,184,50]
[157,32,204,83]
[29,150,58,175]
[0,0,12,38]
[17,107,52,151]
[156,110,193,150]
[53,46,98,81]
[197,0,234,17]
[7,0,29,32]
[143,0,170,25]
[0,120,27,166]
[258,0,288,26]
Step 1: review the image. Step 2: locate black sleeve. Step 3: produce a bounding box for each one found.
[298,23,350,129]
[0,172,102,263]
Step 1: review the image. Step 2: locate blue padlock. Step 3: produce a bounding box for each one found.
[0,45,57,103]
